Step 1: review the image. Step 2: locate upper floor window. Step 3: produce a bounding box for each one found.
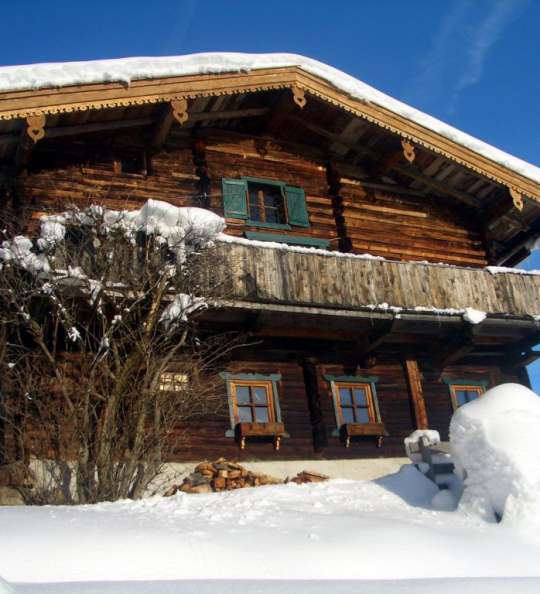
[248,181,287,225]
[113,149,148,176]
[221,177,309,229]
[444,379,488,410]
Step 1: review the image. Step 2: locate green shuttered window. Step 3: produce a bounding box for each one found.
[222,177,310,229]
[284,185,309,227]
[222,178,249,219]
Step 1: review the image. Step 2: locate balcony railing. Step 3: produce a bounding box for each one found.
[216,241,540,318]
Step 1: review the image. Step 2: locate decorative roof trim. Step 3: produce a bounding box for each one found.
[0,65,538,203]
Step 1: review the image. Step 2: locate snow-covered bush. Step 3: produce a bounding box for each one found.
[450,383,540,525]
[0,200,239,504]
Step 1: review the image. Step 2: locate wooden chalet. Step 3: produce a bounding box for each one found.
[1,53,540,464]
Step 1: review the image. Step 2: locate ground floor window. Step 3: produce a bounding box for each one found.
[220,373,284,437]
[444,378,488,410]
[324,375,382,431]
[158,372,189,392]
[335,382,377,425]
[230,380,275,423]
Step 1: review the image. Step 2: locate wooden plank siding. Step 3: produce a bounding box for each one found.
[166,358,523,462]
[17,132,494,268]
[340,181,488,266]
[216,241,540,318]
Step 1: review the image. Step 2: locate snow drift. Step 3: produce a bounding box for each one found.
[450,383,540,527]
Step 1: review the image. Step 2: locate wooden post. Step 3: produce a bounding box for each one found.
[403,358,429,429]
[300,357,328,451]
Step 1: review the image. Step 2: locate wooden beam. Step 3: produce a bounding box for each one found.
[149,104,175,151]
[286,114,481,207]
[433,326,476,368]
[191,107,269,122]
[392,164,480,208]
[1,108,271,150]
[356,319,395,360]
[15,115,46,169]
[14,124,34,168]
[339,177,426,197]
[301,357,328,451]
[254,326,357,341]
[263,93,299,137]
[509,350,540,367]
[403,358,429,429]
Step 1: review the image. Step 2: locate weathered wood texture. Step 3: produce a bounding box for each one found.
[16,132,494,267]
[422,364,519,441]
[403,358,429,429]
[18,143,199,222]
[340,181,488,266]
[171,359,413,461]
[217,241,540,317]
[203,135,338,246]
[170,356,522,462]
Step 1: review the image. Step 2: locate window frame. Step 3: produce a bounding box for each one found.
[230,379,276,424]
[221,372,284,437]
[443,378,488,411]
[158,372,189,392]
[243,177,291,230]
[324,375,381,436]
[221,176,310,230]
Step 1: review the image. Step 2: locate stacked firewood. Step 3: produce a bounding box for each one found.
[163,458,329,495]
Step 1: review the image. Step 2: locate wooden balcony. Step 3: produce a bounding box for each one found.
[215,241,540,320]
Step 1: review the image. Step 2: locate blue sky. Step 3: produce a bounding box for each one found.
[2,0,539,387]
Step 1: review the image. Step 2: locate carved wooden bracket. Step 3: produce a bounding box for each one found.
[26,114,46,143]
[401,139,416,163]
[509,187,524,211]
[292,86,307,109]
[171,98,188,125]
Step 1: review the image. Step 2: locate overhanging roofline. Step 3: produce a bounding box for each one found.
[0,63,539,204]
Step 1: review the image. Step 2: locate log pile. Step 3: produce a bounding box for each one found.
[287,470,329,484]
[163,458,329,495]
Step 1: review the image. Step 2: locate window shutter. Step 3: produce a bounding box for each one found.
[222,178,248,219]
[284,185,309,227]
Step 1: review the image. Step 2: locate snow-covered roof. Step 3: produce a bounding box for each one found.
[1,52,539,189]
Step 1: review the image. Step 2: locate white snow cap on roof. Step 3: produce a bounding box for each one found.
[1,52,540,187]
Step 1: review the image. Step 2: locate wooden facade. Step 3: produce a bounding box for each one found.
[1,57,540,462]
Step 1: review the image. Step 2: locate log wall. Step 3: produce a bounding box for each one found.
[169,355,523,462]
[18,132,491,267]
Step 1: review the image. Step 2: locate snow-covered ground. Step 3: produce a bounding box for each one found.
[1,464,539,593]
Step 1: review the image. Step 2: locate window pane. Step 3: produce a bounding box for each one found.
[254,407,270,423]
[466,390,480,403]
[252,386,268,405]
[455,390,468,407]
[238,406,253,422]
[249,204,261,221]
[341,407,355,424]
[339,388,352,406]
[352,388,367,406]
[236,386,251,405]
[265,208,280,224]
[355,407,371,424]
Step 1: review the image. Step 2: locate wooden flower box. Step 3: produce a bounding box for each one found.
[235,422,287,450]
[340,422,388,448]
